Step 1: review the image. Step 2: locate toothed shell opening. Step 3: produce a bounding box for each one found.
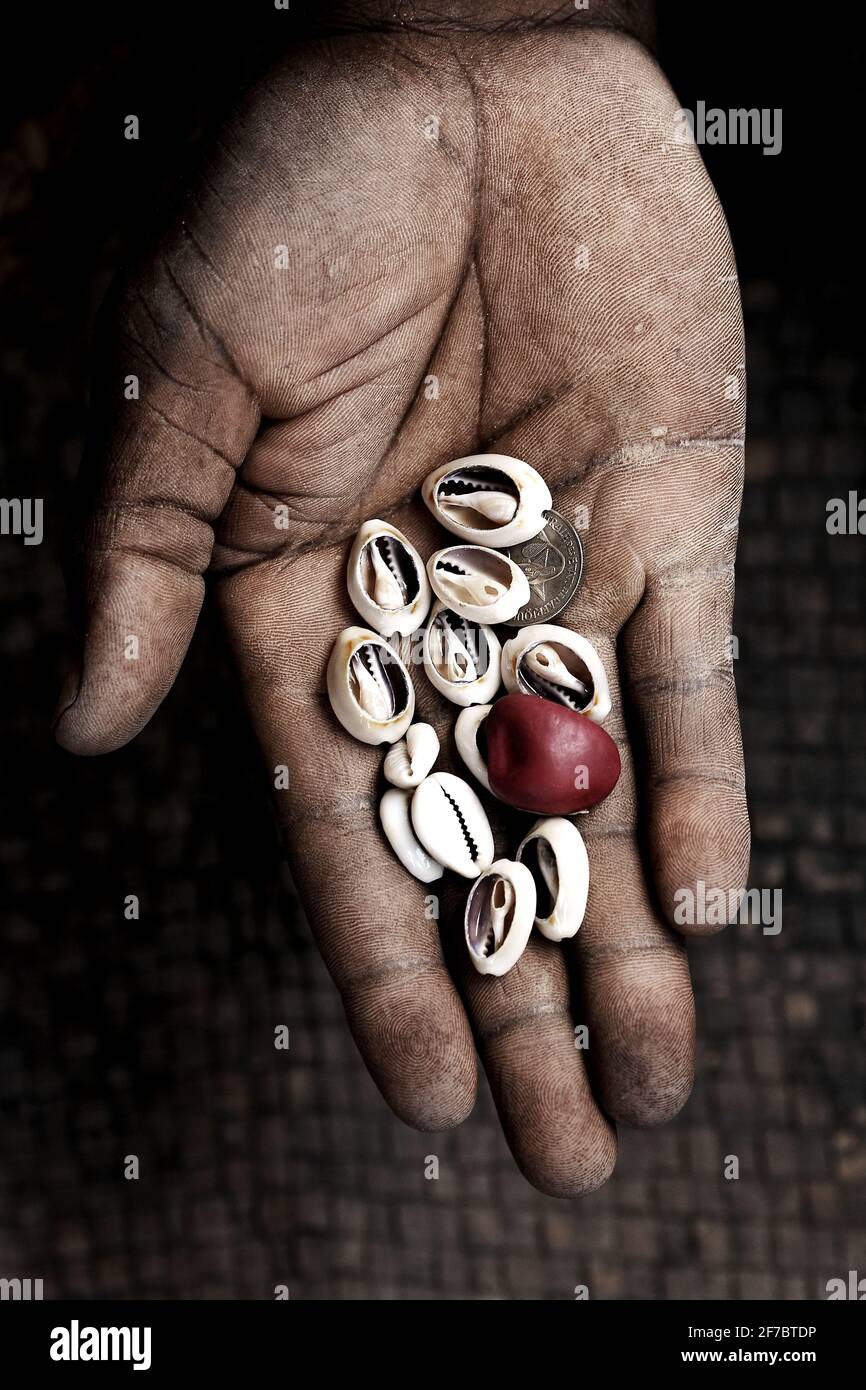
[517,836,558,919]
[423,454,552,548]
[348,642,410,721]
[436,547,512,594]
[438,780,482,868]
[433,547,514,605]
[516,818,588,941]
[463,859,536,974]
[427,608,493,684]
[435,465,521,532]
[411,771,494,878]
[517,641,594,712]
[502,626,610,724]
[466,873,517,961]
[359,534,421,611]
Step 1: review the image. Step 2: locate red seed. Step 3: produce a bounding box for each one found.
[485,692,621,815]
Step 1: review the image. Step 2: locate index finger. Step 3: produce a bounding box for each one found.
[217,537,478,1132]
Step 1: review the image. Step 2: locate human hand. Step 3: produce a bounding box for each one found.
[55,17,749,1196]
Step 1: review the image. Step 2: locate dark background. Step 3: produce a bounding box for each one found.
[1,3,864,1298]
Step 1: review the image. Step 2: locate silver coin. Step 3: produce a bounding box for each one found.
[502,509,584,628]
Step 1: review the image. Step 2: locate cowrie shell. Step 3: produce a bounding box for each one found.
[464,859,536,976]
[516,817,589,941]
[411,771,494,879]
[501,624,611,724]
[454,704,496,795]
[347,519,431,637]
[327,626,414,745]
[379,788,443,883]
[422,602,501,707]
[422,454,552,548]
[427,545,530,626]
[383,723,440,789]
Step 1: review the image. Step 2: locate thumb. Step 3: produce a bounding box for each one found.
[54,265,259,754]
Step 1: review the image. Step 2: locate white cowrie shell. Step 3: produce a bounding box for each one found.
[501,624,611,724]
[427,545,530,625]
[454,704,496,795]
[523,645,587,698]
[516,817,589,941]
[422,602,502,707]
[327,626,415,745]
[411,771,495,879]
[383,723,440,789]
[347,519,431,637]
[379,788,444,883]
[422,454,552,548]
[464,859,536,976]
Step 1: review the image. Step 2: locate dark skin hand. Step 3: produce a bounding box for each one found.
[55,11,750,1196]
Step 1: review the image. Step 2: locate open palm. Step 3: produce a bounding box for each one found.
[56,24,749,1195]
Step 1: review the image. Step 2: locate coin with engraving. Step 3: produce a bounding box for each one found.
[502,509,584,627]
